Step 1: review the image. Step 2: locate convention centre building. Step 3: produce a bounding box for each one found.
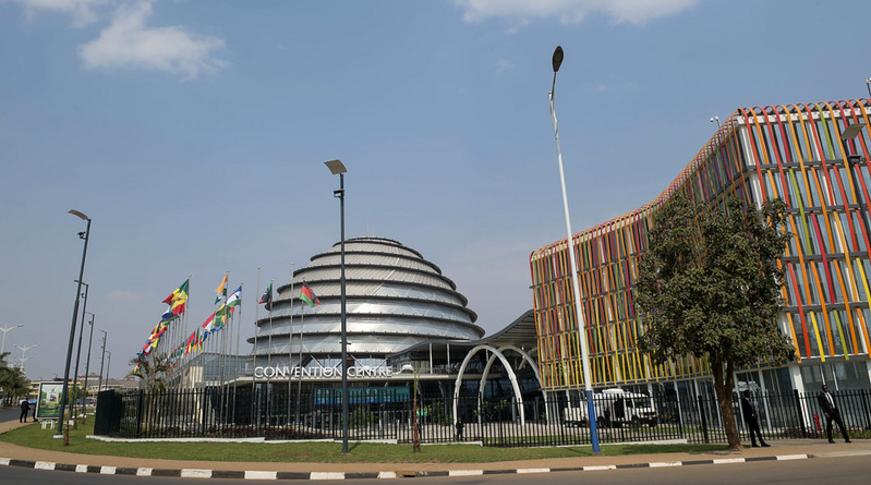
[530,99,871,403]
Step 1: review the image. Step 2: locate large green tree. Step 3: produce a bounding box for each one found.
[636,192,794,449]
[0,352,30,404]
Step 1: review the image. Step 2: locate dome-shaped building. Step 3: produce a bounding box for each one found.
[251,237,483,368]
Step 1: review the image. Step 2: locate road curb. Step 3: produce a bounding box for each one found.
[0,453,816,480]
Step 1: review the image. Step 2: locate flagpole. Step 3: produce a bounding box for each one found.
[266,279,274,428]
[253,267,260,430]
[232,286,241,425]
[287,264,295,428]
[296,299,304,425]
[181,274,192,388]
[219,271,229,430]
[267,279,274,368]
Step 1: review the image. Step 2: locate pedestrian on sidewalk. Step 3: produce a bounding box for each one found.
[817,384,851,444]
[19,399,30,423]
[740,390,769,448]
[455,421,464,441]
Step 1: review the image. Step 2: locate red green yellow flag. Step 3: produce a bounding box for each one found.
[162,279,190,317]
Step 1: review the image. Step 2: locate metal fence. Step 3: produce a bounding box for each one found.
[97,386,871,446]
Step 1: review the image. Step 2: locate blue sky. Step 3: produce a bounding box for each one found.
[1,0,870,379]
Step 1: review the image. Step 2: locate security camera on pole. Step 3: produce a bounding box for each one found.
[547,46,601,454]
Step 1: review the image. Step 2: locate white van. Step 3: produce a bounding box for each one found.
[562,388,658,427]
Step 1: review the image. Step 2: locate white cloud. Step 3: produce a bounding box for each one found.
[78,1,225,79]
[494,58,514,73]
[10,0,110,26]
[456,0,698,25]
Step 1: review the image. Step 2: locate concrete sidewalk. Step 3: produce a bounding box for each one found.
[0,419,868,474]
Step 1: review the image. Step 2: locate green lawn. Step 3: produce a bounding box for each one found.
[0,422,727,463]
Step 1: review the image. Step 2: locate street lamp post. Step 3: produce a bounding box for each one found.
[59,209,91,444]
[324,159,350,454]
[15,345,36,373]
[71,283,89,428]
[97,330,108,392]
[0,324,23,356]
[547,46,601,454]
[81,313,96,417]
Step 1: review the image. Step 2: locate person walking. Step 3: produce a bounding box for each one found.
[817,384,851,443]
[19,399,30,423]
[740,390,769,447]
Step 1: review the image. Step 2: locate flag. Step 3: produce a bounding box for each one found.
[259,282,273,305]
[215,303,234,328]
[162,279,190,317]
[215,273,228,304]
[185,328,202,355]
[300,283,320,307]
[227,286,242,307]
[201,309,218,334]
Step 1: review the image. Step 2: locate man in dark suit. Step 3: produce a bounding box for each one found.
[817,384,851,443]
[740,390,769,447]
[19,399,30,423]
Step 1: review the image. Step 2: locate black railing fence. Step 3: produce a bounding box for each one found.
[97,386,871,447]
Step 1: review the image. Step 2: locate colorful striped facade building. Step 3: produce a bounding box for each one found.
[530,99,871,397]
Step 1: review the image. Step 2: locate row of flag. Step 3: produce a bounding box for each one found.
[134,274,322,371]
[139,278,190,357]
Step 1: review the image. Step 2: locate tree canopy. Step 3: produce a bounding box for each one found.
[636,192,794,449]
[0,352,30,403]
[129,354,172,392]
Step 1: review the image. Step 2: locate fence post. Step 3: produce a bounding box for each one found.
[201,388,207,436]
[793,389,807,438]
[135,389,144,439]
[697,395,709,444]
[861,389,871,431]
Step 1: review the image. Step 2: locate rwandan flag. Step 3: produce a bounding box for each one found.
[300,283,320,308]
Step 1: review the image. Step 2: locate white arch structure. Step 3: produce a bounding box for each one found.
[452,344,546,426]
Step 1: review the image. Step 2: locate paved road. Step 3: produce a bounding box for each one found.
[0,455,869,484]
[0,407,21,423]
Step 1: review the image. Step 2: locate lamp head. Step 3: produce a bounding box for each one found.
[324,159,347,175]
[552,46,564,73]
[68,209,89,221]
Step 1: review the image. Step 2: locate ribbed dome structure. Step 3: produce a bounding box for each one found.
[251,237,483,367]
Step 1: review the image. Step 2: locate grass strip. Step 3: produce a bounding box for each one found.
[0,422,728,464]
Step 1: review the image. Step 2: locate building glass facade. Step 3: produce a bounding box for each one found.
[530,99,871,391]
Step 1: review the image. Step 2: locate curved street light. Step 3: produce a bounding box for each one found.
[0,324,23,356]
[59,209,91,444]
[547,46,601,454]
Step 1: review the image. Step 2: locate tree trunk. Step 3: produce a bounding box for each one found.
[711,358,741,450]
